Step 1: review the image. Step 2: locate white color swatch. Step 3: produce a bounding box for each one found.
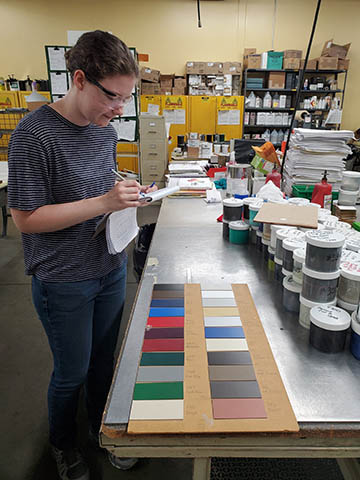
[206,338,248,352]
[204,316,242,327]
[129,400,184,420]
[202,298,237,307]
[201,290,234,299]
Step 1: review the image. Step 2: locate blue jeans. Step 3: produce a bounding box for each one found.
[32,262,127,450]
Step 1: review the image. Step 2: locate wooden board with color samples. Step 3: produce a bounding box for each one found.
[127,283,299,434]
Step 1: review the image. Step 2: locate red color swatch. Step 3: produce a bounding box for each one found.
[147,317,184,328]
[212,398,267,419]
[142,338,184,352]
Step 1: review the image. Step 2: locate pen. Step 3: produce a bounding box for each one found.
[110,168,126,181]
[149,181,156,188]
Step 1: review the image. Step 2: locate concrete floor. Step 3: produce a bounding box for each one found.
[0,205,349,480]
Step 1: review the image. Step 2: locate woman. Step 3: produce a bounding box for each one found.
[8,30,154,480]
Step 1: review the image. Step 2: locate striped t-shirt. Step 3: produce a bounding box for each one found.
[8,105,126,282]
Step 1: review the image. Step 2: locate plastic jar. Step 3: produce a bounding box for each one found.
[262,223,272,242]
[262,238,270,262]
[309,305,351,353]
[337,298,358,314]
[338,187,359,206]
[275,256,284,282]
[275,228,300,263]
[222,220,230,240]
[301,265,340,303]
[243,197,258,221]
[283,237,306,272]
[341,171,360,191]
[270,224,290,250]
[282,266,292,277]
[282,275,301,313]
[288,197,310,206]
[350,312,360,360]
[249,225,258,245]
[341,249,360,264]
[337,260,360,305]
[305,230,345,273]
[223,198,243,222]
[299,295,337,329]
[293,247,306,285]
[229,221,249,244]
[249,200,263,227]
[322,219,339,230]
[256,229,263,252]
[268,246,275,271]
[344,237,360,253]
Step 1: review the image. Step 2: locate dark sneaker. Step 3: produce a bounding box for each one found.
[107,451,138,470]
[51,446,89,480]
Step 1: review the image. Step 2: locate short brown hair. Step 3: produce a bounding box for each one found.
[65,30,139,81]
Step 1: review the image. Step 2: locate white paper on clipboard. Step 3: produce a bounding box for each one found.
[48,47,67,71]
[118,120,136,141]
[50,72,68,95]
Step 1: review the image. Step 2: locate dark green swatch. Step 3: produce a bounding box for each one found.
[140,352,184,366]
[133,382,183,400]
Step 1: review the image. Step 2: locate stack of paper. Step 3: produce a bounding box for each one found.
[283,128,353,196]
[106,207,139,254]
[167,176,213,197]
[168,163,205,175]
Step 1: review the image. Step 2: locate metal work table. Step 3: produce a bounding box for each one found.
[101,198,360,480]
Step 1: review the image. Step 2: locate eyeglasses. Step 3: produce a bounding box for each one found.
[83,72,133,107]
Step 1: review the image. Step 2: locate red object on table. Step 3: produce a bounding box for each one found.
[265,168,282,189]
[311,170,332,208]
[207,167,227,178]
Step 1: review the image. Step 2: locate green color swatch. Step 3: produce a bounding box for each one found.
[140,352,184,366]
[133,382,183,400]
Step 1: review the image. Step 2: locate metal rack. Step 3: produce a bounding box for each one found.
[242,68,348,140]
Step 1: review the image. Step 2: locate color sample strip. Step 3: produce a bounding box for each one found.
[207,351,252,365]
[205,327,245,339]
[210,381,261,399]
[137,366,184,383]
[212,398,267,419]
[153,284,184,291]
[147,317,184,328]
[133,382,183,400]
[202,290,235,299]
[151,298,184,307]
[206,338,248,352]
[144,327,184,339]
[149,307,184,317]
[208,365,257,381]
[130,400,184,420]
[142,338,184,352]
[140,352,184,366]
[202,298,237,307]
[201,287,266,421]
[204,316,242,327]
[132,284,185,421]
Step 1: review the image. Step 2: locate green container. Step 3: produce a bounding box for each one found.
[267,51,284,70]
[292,184,339,202]
[229,221,249,245]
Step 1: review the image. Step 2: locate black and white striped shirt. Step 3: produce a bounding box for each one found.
[8,105,126,282]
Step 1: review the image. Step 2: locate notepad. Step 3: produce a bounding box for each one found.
[105,207,139,254]
[139,186,180,203]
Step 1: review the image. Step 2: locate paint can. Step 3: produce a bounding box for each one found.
[282,237,306,273]
[293,247,306,285]
[309,305,350,353]
[282,275,301,313]
[229,221,249,244]
[223,198,243,222]
[337,260,360,305]
[305,230,345,273]
[301,265,340,303]
[249,200,263,227]
[275,256,284,282]
[299,296,336,329]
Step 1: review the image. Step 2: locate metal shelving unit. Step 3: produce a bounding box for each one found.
[242,68,348,141]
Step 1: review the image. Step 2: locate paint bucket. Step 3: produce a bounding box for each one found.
[282,275,301,313]
[249,200,263,227]
[223,198,243,222]
[310,305,350,353]
[229,221,249,244]
[299,296,336,329]
[305,230,345,273]
[301,266,340,303]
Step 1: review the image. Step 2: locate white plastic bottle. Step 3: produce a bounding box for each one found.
[270,129,279,144]
[248,91,256,108]
[263,91,272,108]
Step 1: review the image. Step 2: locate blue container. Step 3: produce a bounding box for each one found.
[229,221,249,245]
[351,312,360,360]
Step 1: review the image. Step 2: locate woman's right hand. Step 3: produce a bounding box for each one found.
[103,180,142,211]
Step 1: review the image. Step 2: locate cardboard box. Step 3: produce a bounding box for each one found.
[322,39,351,59]
[318,56,338,70]
[186,62,206,74]
[141,82,160,94]
[205,62,223,74]
[172,87,186,95]
[338,58,350,70]
[140,67,160,83]
[160,74,174,88]
[187,146,199,158]
[222,62,242,74]
[160,87,172,95]
[174,77,187,88]
[243,48,257,68]
[247,54,262,69]
[283,58,301,70]
[300,58,318,70]
[284,50,302,59]
[268,72,286,89]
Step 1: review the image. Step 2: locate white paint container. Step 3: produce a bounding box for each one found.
[293,247,306,285]
[299,295,337,329]
[305,230,345,273]
[282,275,302,313]
[301,265,340,303]
[337,298,358,314]
[338,187,359,206]
[337,260,360,305]
[344,237,360,253]
[283,237,306,273]
[310,305,350,353]
[341,249,360,263]
[275,256,284,282]
[223,198,243,222]
[270,224,291,250]
[288,197,310,206]
[275,228,300,264]
[341,171,360,191]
